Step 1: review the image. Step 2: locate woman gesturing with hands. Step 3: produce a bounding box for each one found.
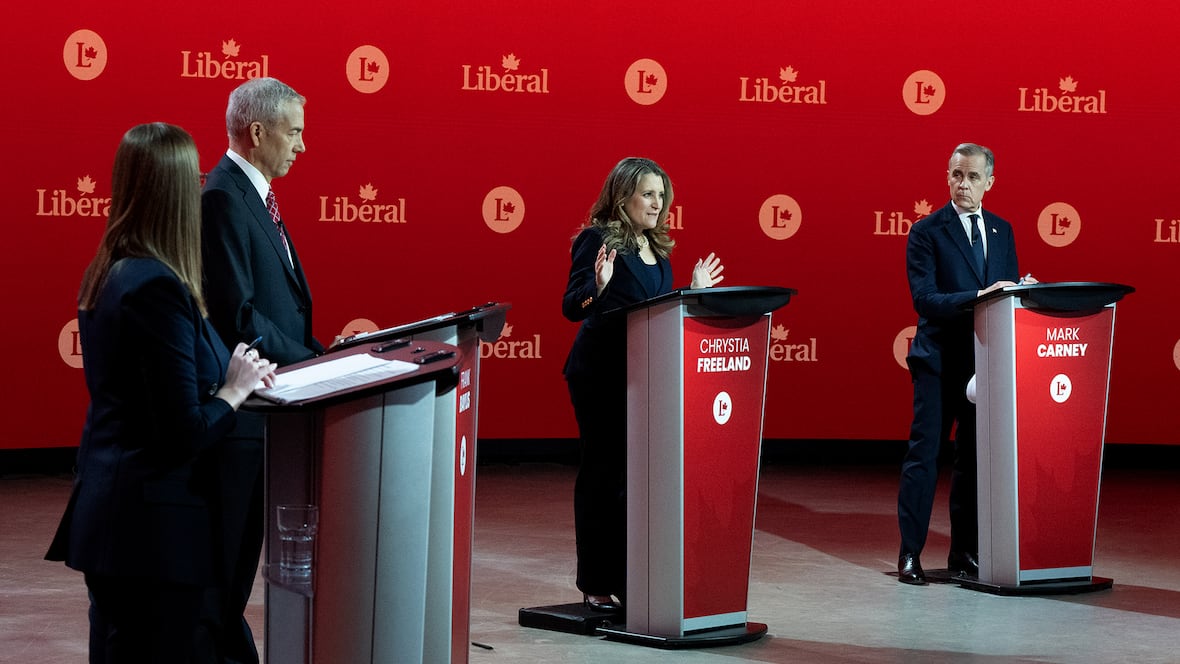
[560,157,725,613]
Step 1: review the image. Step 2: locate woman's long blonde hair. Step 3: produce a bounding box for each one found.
[579,157,675,259]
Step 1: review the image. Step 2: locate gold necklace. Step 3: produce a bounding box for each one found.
[636,234,649,251]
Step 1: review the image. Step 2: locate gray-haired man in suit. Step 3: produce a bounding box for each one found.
[200,77,323,662]
[897,143,1032,585]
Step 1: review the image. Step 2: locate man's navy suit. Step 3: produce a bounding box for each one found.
[202,154,322,367]
[899,201,1019,558]
[200,154,323,663]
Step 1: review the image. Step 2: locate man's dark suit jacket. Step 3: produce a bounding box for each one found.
[47,258,235,586]
[905,202,1020,377]
[562,226,673,381]
[201,154,323,368]
[200,153,324,662]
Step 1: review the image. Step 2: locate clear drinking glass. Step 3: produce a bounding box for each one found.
[276,504,319,578]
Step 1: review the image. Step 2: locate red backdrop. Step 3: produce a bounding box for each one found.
[4,0,1177,449]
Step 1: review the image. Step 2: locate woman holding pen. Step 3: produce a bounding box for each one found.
[46,122,277,662]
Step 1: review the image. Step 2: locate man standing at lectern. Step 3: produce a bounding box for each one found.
[897,143,1028,585]
[200,77,324,661]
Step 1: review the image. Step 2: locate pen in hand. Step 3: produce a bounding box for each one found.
[242,336,275,390]
[1018,273,1033,285]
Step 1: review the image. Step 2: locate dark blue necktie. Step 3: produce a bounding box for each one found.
[969,213,985,276]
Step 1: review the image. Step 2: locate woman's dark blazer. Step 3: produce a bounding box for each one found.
[562,226,673,383]
[47,257,236,586]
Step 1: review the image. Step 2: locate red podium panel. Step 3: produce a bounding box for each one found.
[601,286,792,647]
[971,283,1131,593]
[681,316,766,622]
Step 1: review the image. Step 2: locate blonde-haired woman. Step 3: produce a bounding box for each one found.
[561,157,724,611]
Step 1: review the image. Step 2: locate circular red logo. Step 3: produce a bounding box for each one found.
[893,326,917,369]
[625,59,667,106]
[758,194,802,240]
[482,186,525,233]
[58,319,84,368]
[63,29,107,81]
[1037,202,1081,247]
[902,70,945,116]
[346,45,390,94]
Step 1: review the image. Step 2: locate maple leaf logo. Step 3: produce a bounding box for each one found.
[84,46,98,60]
[367,60,381,75]
[501,322,513,338]
[923,84,937,97]
[76,175,96,195]
[645,73,659,87]
[502,201,516,214]
[778,208,793,224]
[222,39,240,58]
[914,199,933,217]
[771,324,789,342]
[1059,76,1078,93]
[779,66,798,83]
[1057,216,1072,229]
[358,183,378,201]
[501,54,520,71]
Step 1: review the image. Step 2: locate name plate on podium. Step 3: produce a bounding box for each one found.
[970,281,1132,594]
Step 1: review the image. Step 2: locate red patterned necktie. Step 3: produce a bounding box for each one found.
[265,188,292,266]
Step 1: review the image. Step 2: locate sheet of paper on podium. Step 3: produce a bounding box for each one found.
[253,353,420,404]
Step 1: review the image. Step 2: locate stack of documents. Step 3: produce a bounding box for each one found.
[254,353,420,404]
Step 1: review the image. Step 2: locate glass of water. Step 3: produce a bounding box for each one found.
[276,504,319,579]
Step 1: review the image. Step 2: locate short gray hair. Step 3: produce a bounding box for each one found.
[951,143,995,177]
[226,77,305,142]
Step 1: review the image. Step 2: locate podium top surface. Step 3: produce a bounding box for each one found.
[970,282,1134,312]
[243,339,461,411]
[327,302,511,351]
[612,285,796,318]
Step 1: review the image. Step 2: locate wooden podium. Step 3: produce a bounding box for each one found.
[599,286,794,648]
[966,282,1132,595]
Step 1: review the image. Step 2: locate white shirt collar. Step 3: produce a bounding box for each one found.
[953,203,984,230]
[225,149,270,201]
[952,203,987,253]
[951,202,983,219]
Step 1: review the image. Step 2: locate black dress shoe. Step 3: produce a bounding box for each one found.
[583,594,621,612]
[898,553,927,585]
[948,551,979,577]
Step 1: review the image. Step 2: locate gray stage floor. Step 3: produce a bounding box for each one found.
[3,460,1177,663]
